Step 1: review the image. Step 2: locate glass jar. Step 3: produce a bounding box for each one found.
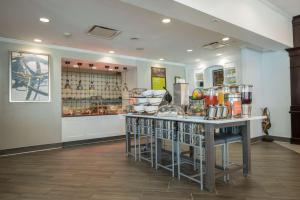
[204,87,218,107]
[239,85,253,104]
[226,93,242,118]
[217,87,225,105]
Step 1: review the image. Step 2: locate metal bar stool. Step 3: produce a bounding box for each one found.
[222,127,242,181]
[177,122,205,190]
[125,117,139,161]
[138,118,155,167]
[155,119,176,177]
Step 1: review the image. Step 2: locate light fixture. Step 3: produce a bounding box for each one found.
[104,66,111,91]
[73,64,78,68]
[187,49,193,52]
[108,50,115,54]
[114,66,121,91]
[33,38,42,43]
[64,61,72,89]
[108,68,113,71]
[162,18,171,24]
[222,37,230,42]
[63,32,72,37]
[76,63,83,90]
[195,59,201,62]
[216,53,222,56]
[39,17,50,23]
[159,58,164,61]
[122,67,129,92]
[89,64,95,90]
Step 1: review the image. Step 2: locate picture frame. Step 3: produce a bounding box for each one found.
[9,51,51,102]
[212,69,224,86]
[151,67,166,90]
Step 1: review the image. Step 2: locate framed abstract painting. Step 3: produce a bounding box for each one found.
[9,51,50,102]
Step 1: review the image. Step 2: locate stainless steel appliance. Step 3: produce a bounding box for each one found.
[173,83,189,109]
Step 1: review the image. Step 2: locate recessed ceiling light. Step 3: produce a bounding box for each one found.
[159,58,164,61]
[195,59,201,62]
[108,50,115,54]
[222,37,230,42]
[187,49,193,52]
[39,17,50,23]
[33,38,42,43]
[63,32,72,37]
[217,53,222,56]
[162,18,171,24]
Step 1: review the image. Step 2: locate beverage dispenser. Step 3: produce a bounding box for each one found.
[239,85,253,117]
[224,85,242,118]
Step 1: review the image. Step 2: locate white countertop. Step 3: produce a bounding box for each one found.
[123,113,266,124]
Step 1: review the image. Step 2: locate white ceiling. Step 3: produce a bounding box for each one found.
[0,0,258,65]
[265,0,300,17]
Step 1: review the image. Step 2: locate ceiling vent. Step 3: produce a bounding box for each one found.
[202,42,228,50]
[88,25,121,39]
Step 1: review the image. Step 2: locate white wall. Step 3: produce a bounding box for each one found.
[241,48,291,139]
[262,51,291,138]
[240,49,265,138]
[0,38,186,150]
[186,48,291,139]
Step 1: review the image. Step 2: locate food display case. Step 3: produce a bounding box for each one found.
[61,60,129,117]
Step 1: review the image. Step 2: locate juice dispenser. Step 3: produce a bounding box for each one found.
[204,87,218,107]
[225,85,242,118]
[239,85,253,117]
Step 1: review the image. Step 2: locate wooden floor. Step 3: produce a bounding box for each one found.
[1,140,300,200]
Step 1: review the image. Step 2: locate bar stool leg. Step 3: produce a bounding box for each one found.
[221,144,227,182]
[194,148,197,170]
[199,144,203,190]
[177,141,181,180]
[134,126,137,161]
[138,129,141,162]
[226,143,230,181]
[151,131,154,168]
[172,133,175,177]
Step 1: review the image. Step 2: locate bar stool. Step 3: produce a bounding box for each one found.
[125,117,139,161]
[223,129,242,181]
[177,122,205,190]
[190,131,228,182]
[138,118,155,167]
[155,119,176,177]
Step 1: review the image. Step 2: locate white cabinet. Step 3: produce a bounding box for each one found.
[62,115,125,142]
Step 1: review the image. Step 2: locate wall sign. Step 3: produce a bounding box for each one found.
[151,67,166,90]
[9,51,50,102]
